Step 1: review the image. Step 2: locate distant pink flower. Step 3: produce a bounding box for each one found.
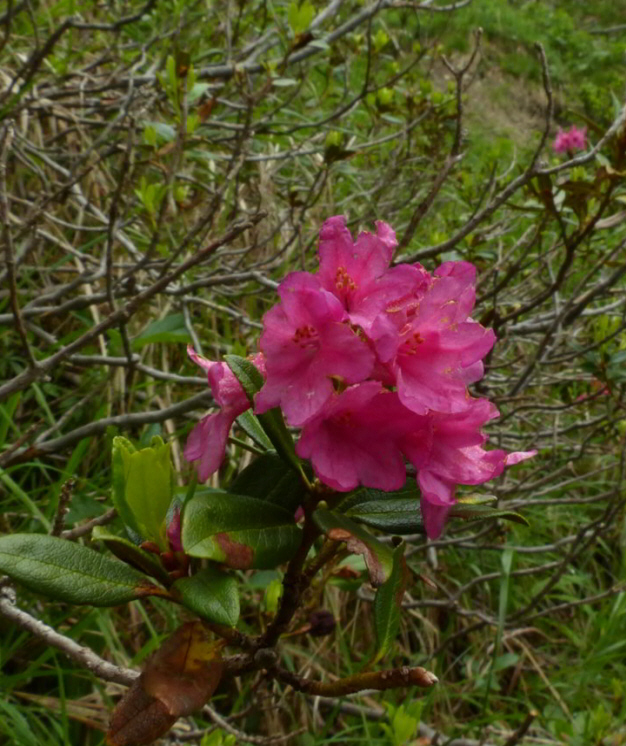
[255,272,375,427]
[400,398,536,539]
[184,346,265,481]
[553,126,587,154]
[296,383,408,492]
[317,215,426,333]
[375,262,496,414]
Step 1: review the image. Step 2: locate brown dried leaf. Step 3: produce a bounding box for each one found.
[107,622,224,746]
[107,679,175,746]
[328,527,387,586]
[143,621,224,716]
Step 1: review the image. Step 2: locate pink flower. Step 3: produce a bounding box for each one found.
[317,215,427,333]
[184,346,265,481]
[255,272,375,427]
[553,126,587,154]
[167,506,183,552]
[375,262,496,414]
[296,383,408,492]
[400,398,536,539]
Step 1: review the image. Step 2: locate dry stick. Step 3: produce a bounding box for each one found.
[0,586,137,686]
[314,700,499,746]
[50,478,76,536]
[397,153,464,251]
[202,704,302,745]
[1,125,39,371]
[0,213,266,401]
[503,710,538,746]
[0,389,212,467]
[507,186,621,397]
[441,27,483,157]
[401,43,591,263]
[0,591,438,741]
[273,663,438,696]
[60,507,117,540]
[0,0,158,105]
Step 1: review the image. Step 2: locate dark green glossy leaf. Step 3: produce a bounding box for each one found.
[236,410,274,451]
[340,483,425,534]
[229,453,306,512]
[343,485,521,533]
[172,566,239,627]
[346,498,426,535]
[338,483,418,511]
[312,508,393,587]
[224,355,303,478]
[91,526,171,585]
[374,541,409,662]
[182,491,302,569]
[0,533,162,606]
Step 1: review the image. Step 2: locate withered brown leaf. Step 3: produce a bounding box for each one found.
[107,622,224,746]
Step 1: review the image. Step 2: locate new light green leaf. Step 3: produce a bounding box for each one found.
[0,533,161,606]
[112,435,174,548]
[172,565,239,627]
[287,0,315,35]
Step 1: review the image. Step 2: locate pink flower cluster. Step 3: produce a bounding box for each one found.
[185,216,535,538]
[553,125,587,154]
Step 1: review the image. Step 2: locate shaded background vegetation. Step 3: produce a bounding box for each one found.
[1,0,626,744]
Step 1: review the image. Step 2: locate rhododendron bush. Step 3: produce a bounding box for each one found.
[186,215,535,539]
[0,215,538,746]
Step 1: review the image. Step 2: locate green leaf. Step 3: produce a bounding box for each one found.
[374,541,409,663]
[346,498,425,535]
[188,82,210,104]
[141,121,176,143]
[456,493,498,506]
[91,526,171,585]
[182,491,302,570]
[287,0,315,35]
[132,313,190,349]
[264,578,283,613]
[236,410,274,451]
[172,565,239,627]
[341,484,426,535]
[229,453,306,512]
[0,534,162,606]
[449,504,529,526]
[224,355,304,479]
[272,77,298,87]
[112,436,174,548]
[342,486,525,532]
[312,508,393,587]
